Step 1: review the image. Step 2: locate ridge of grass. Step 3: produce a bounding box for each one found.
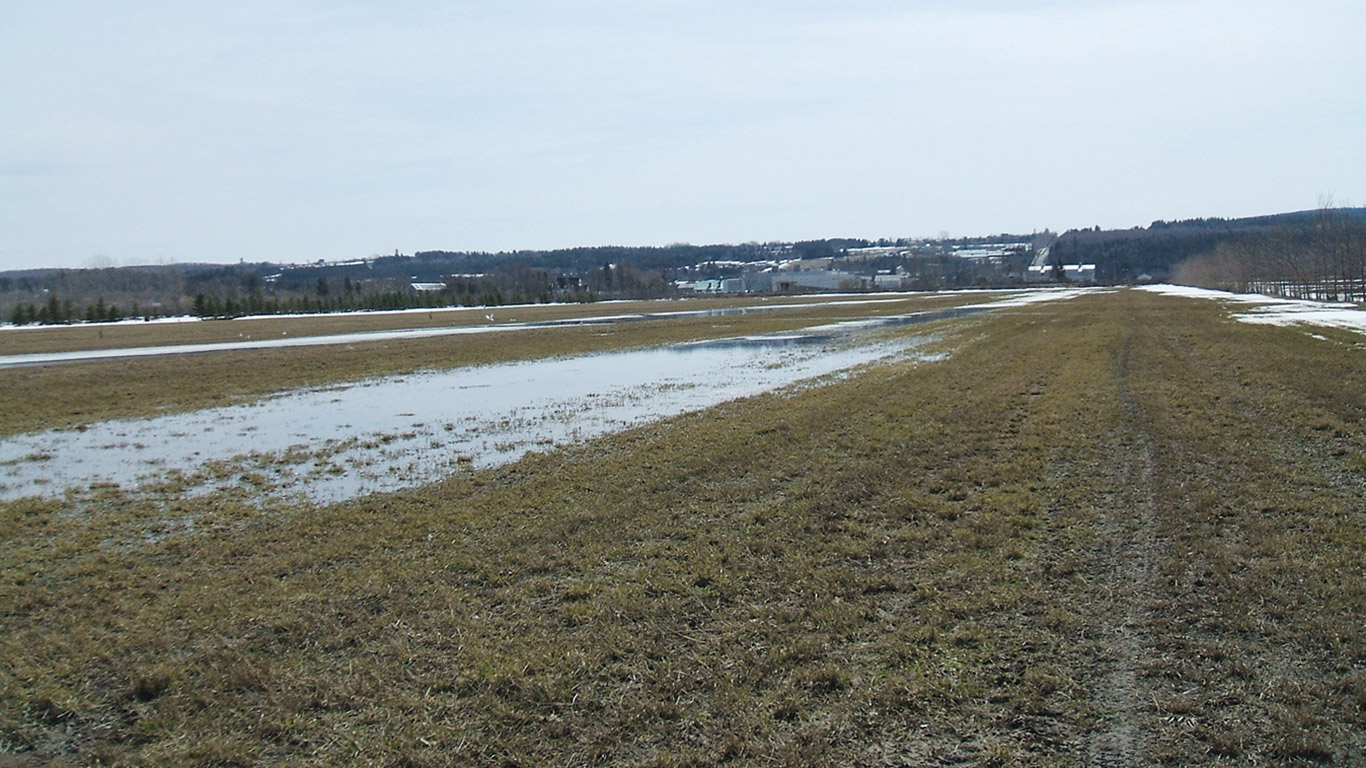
[1,289,1363,765]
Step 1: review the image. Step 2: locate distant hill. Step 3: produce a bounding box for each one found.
[1048,208,1366,282]
[0,240,886,323]
[5,208,1362,323]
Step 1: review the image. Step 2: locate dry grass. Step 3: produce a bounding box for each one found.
[1,289,1363,765]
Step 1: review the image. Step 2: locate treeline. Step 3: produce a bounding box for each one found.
[182,272,602,321]
[0,259,662,325]
[1047,209,1362,283]
[1172,206,1366,301]
[186,287,486,320]
[1,277,546,326]
[408,239,885,277]
[0,239,874,326]
[8,294,141,326]
[2,263,256,325]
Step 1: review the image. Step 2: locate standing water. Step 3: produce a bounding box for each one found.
[0,330,942,505]
[0,290,1109,506]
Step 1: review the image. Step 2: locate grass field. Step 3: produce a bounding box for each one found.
[2,288,1363,766]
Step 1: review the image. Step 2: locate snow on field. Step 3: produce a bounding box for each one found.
[1139,285,1366,336]
[0,314,204,332]
[0,322,536,368]
[970,286,1113,308]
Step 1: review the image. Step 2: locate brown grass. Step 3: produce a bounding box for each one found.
[1,289,1363,765]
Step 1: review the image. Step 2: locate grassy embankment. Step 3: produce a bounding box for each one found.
[0,291,983,437]
[2,289,1364,765]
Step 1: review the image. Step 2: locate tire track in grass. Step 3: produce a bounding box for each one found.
[1085,326,1161,767]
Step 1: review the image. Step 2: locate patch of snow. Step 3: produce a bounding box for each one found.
[0,315,204,332]
[968,286,1114,309]
[1137,284,1366,335]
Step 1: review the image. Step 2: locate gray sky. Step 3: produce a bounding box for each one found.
[2,1,1363,271]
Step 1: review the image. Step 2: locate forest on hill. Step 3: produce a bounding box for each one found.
[1049,206,1366,285]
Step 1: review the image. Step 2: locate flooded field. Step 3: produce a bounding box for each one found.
[0,324,938,505]
[0,289,1101,506]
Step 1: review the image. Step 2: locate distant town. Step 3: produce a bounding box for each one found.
[3,206,1362,326]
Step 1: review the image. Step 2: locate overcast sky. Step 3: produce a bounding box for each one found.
[2,1,1363,271]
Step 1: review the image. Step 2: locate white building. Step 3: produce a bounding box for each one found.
[1025,264,1096,282]
[772,270,871,292]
